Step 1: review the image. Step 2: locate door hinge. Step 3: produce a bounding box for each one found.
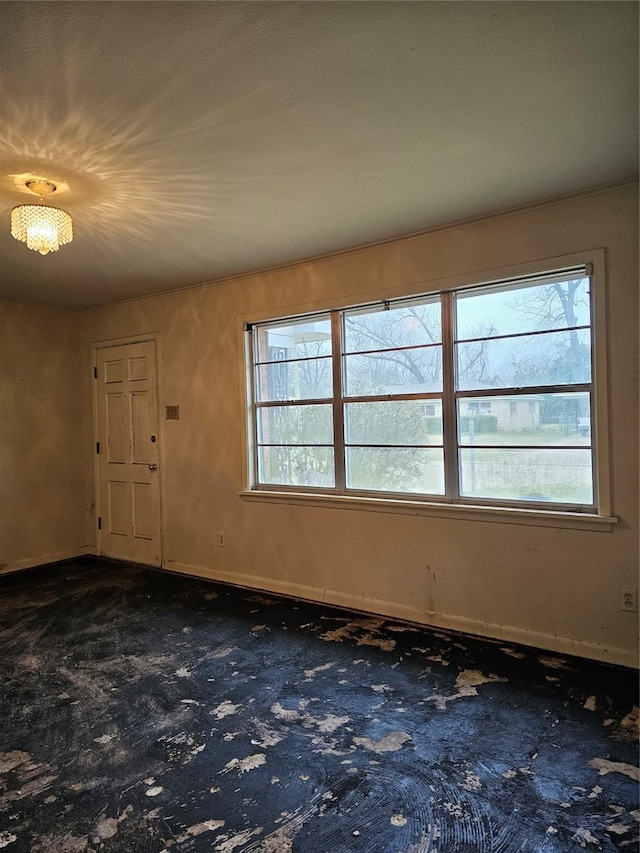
[96,442,100,454]
[97,517,102,530]
[93,366,97,379]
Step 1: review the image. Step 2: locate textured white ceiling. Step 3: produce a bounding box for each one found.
[0,1,637,309]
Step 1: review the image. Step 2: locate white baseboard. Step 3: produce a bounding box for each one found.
[0,547,95,576]
[163,559,639,670]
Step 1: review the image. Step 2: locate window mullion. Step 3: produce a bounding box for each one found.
[458,383,591,399]
[331,311,346,491]
[247,327,260,487]
[441,292,458,500]
[587,266,600,511]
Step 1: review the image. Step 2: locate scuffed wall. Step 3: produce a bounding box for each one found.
[81,184,639,666]
[0,302,87,570]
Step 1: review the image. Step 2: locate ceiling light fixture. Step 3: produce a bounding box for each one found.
[11,180,73,255]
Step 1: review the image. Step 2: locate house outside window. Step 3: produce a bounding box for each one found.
[467,401,492,414]
[248,266,598,512]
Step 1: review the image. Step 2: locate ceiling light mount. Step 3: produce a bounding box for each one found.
[11,179,73,255]
[25,179,57,198]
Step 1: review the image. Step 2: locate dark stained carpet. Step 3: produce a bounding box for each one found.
[0,558,637,852]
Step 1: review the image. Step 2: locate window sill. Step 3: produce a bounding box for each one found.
[238,489,617,531]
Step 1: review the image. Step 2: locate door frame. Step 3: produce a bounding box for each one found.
[91,332,164,566]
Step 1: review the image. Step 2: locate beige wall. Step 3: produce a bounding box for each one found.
[0,302,88,571]
[80,184,639,667]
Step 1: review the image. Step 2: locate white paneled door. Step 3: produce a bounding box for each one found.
[95,341,161,566]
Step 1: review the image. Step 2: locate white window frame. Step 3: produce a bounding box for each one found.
[240,251,615,531]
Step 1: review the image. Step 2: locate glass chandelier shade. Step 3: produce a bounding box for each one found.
[10,181,73,255]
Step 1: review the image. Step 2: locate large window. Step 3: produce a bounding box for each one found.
[248,267,598,512]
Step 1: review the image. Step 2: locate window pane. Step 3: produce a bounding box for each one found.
[255,356,333,401]
[457,393,591,446]
[344,299,441,353]
[459,448,593,504]
[255,317,332,362]
[344,346,442,396]
[456,329,591,390]
[456,277,590,339]
[258,404,333,445]
[345,400,443,445]
[258,446,335,487]
[347,447,444,494]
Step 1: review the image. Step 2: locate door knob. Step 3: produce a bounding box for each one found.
[149,463,158,471]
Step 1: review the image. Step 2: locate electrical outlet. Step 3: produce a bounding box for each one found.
[217,532,225,547]
[621,588,637,612]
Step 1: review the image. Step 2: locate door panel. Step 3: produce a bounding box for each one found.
[108,481,129,535]
[96,341,161,566]
[106,394,126,463]
[104,358,124,383]
[131,392,150,463]
[132,482,153,539]
[129,357,148,381]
